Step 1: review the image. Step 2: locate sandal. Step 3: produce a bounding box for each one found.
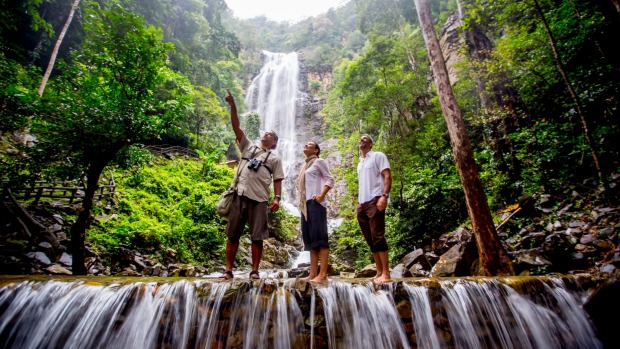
[249,270,260,280]
[219,270,234,280]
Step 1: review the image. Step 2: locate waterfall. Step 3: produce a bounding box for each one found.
[244,50,301,214]
[0,276,604,349]
[317,282,410,348]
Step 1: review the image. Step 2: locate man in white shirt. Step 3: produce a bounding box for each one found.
[357,134,392,283]
[297,141,335,282]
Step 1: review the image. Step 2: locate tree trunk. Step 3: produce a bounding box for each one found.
[38,0,81,97]
[70,159,105,275]
[413,0,514,276]
[532,0,612,199]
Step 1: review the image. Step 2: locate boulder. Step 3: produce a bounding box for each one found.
[390,264,412,278]
[510,249,552,274]
[431,242,477,277]
[401,249,431,270]
[356,264,377,278]
[45,264,72,275]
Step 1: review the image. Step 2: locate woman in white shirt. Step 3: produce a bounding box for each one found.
[297,141,335,282]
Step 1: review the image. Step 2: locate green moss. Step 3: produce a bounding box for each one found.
[89,158,233,264]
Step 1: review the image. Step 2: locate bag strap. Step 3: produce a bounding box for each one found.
[261,151,273,175]
[230,157,243,190]
[240,145,273,175]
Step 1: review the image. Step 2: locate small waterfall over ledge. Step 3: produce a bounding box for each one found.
[0,276,605,349]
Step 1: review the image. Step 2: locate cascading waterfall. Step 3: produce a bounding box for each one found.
[404,285,442,349]
[244,50,301,213]
[402,279,602,349]
[0,276,603,349]
[243,50,343,269]
[317,282,410,348]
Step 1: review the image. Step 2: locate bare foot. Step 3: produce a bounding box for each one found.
[369,273,382,280]
[311,276,328,283]
[303,275,317,281]
[374,275,393,284]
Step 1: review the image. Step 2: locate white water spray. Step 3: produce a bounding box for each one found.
[245,50,301,208]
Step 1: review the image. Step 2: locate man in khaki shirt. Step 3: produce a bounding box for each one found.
[221,90,284,280]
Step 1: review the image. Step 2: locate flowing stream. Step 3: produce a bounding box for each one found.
[0,276,602,349]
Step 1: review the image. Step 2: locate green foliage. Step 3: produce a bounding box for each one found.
[28,4,191,180]
[119,0,241,79]
[89,156,298,264]
[331,218,371,270]
[466,0,620,187]
[171,85,231,152]
[90,158,232,264]
[0,52,40,134]
[268,209,299,244]
[3,0,620,274]
[242,112,262,141]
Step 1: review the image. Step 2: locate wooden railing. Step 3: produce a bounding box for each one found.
[145,144,199,158]
[3,172,116,205]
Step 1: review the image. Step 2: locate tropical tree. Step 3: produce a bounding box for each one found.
[413,0,514,276]
[32,4,191,274]
[38,0,81,97]
[465,0,620,198]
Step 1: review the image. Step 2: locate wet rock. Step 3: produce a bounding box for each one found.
[409,263,430,277]
[55,231,67,241]
[540,233,573,272]
[115,267,140,276]
[401,249,431,270]
[585,279,620,349]
[431,243,473,277]
[539,194,555,208]
[356,264,377,278]
[46,223,63,234]
[592,239,614,251]
[580,234,595,245]
[153,263,165,275]
[51,214,65,225]
[599,264,616,274]
[568,221,585,229]
[33,251,52,265]
[59,252,72,266]
[182,265,197,277]
[45,264,72,275]
[168,264,181,276]
[597,227,614,237]
[425,252,440,265]
[518,232,546,248]
[119,247,135,263]
[133,256,147,270]
[390,264,412,278]
[37,241,54,256]
[510,249,552,273]
[288,267,309,278]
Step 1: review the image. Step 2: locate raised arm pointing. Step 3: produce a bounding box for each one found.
[225,89,244,142]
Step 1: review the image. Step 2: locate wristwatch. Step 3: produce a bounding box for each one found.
[275,195,281,200]
[382,193,389,198]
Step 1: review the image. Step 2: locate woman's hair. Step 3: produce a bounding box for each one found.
[312,141,321,157]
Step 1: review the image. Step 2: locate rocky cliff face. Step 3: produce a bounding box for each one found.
[439,12,466,85]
